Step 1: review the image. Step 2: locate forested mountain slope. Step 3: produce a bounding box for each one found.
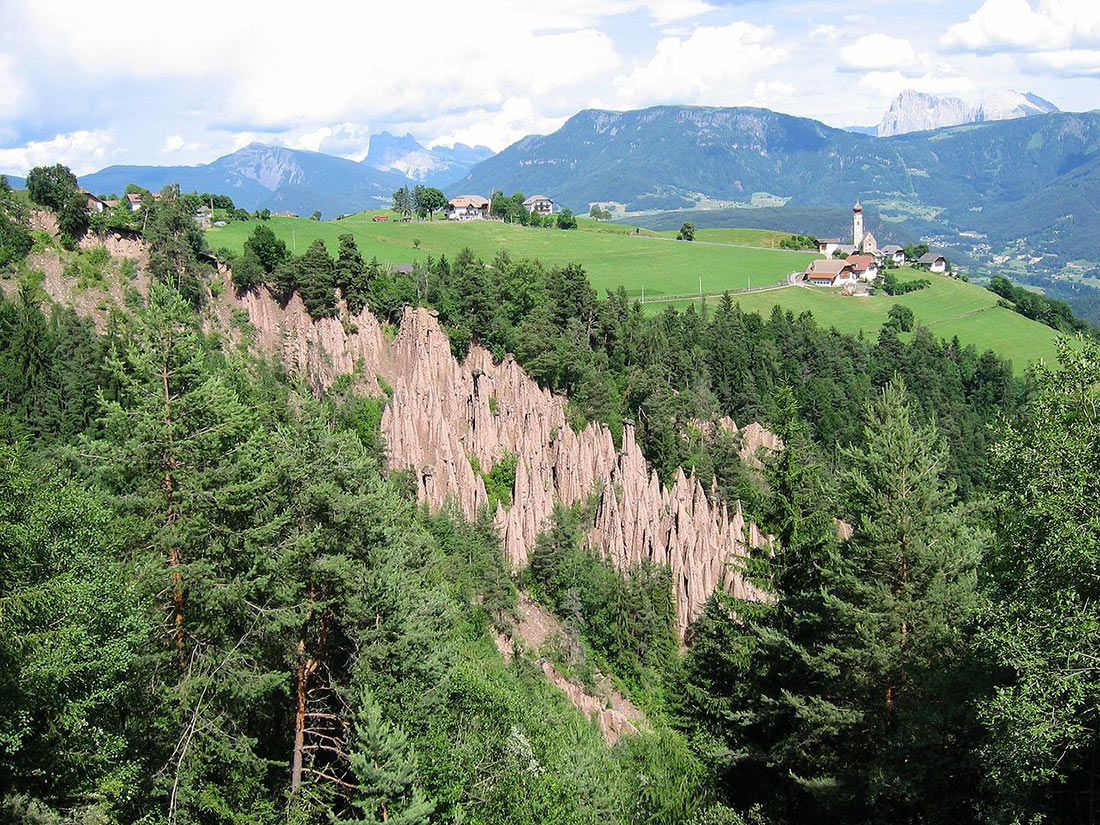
[457,105,1100,257]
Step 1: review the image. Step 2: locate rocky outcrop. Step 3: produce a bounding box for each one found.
[228,290,773,638]
[235,289,388,395]
[492,593,647,744]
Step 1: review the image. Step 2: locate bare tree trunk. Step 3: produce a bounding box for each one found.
[292,586,332,795]
[290,587,315,794]
[162,363,185,667]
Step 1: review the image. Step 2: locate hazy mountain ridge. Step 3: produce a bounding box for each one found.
[80,142,409,216]
[877,89,1058,136]
[363,132,493,187]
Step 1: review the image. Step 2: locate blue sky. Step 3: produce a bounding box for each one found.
[0,0,1097,175]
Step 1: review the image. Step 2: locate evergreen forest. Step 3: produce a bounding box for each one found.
[2,178,1099,825]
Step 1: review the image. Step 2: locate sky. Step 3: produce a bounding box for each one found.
[0,0,1097,176]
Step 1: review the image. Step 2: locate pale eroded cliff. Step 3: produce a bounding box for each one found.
[231,288,771,638]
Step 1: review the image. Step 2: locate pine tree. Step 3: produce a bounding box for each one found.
[680,387,854,821]
[297,239,338,319]
[335,233,367,313]
[832,378,983,819]
[94,283,276,822]
[335,690,434,825]
[144,185,209,306]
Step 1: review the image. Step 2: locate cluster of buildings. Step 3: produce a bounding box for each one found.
[82,189,162,214]
[800,202,947,289]
[445,193,554,221]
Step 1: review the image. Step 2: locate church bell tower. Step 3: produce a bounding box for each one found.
[853,201,864,248]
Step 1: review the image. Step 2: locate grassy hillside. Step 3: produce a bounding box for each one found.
[206,212,815,298]
[648,274,1063,371]
[207,213,1064,371]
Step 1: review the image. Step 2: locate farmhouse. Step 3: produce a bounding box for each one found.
[447,195,490,221]
[272,211,299,218]
[917,253,948,273]
[804,258,856,287]
[817,237,841,257]
[81,189,107,213]
[125,191,163,212]
[522,194,554,216]
[881,244,905,265]
[846,254,879,282]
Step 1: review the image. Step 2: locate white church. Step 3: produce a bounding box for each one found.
[852,201,877,254]
[816,202,878,258]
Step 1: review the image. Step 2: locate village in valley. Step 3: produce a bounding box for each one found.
[798,202,949,294]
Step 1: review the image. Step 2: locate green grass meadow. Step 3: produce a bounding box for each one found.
[648,275,1063,371]
[206,213,815,299]
[207,213,1063,371]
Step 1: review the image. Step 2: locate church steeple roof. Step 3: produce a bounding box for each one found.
[853,200,863,212]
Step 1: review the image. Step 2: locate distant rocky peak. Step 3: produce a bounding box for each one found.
[877,91,972,137]
[974,90,1059,122]
[220,143,305,191]
[363,130,494,186]
[877,89,1059,137]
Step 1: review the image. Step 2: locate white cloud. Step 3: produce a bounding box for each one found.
[1023,48,1100,76]
[613,22,787,107]
[0,130,115,176]
[836,32,972,103]
[943,0,1100,76]
[857,71,976,99]
[839,34,920,73]
[12,0,622,136]
[752,80,796,102]
[0,54,26,119]
[810,24,841,41]
[163,134,199,154]
[640,0,716,24]
[429,98,568,152]
[941,0,1095,52]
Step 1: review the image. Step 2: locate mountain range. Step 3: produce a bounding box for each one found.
[79,133,492,217]
[68,101,1100,261]
[80,143,410,217]
[363,132,493,187]
[454,104,1100,259]
[873,89,1059,137]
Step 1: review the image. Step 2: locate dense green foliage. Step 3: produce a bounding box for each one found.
[778,233,817,250]
[680,383,985,823]
[525,503,678,694]
[880,271,931,295]
[988,274,1096,335]
[4,202,1100,825]
[0,280,715,825]
[0,176,33,268]
[978,339,1100,823]
[25,164,88,248]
